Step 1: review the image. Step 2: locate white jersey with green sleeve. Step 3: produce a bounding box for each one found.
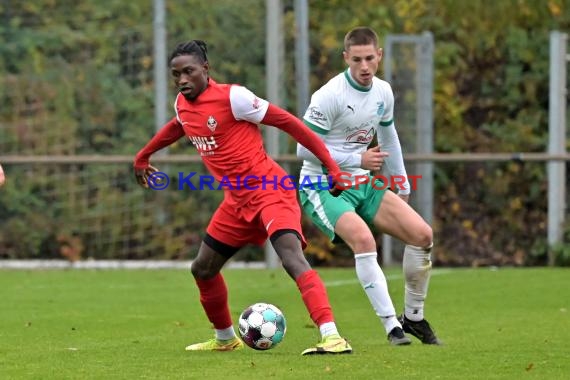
[297,69,410,194]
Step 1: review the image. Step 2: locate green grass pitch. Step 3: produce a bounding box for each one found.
[0,267,568,379]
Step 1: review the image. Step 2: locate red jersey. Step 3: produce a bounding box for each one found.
[174,78,289,206]
[135,77,343,208]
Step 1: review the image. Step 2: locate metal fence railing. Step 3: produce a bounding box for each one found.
[1,153,568,266]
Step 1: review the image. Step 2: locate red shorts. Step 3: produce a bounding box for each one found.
[206,188,307,249]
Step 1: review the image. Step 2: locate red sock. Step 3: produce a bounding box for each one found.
[195,273,233,330]
[296,269,335,326]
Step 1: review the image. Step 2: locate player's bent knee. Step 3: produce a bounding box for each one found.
[338,229,376,253]
[351,233,377,253]
[190,261,217,280]
[280,253,311,279]
[281,252,310,269]
[416,224,433,248]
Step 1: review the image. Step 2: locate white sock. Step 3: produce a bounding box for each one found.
[355,252,401,334]
[403,243,433,322]
[381,316,402,334]
[215,326,237,341]
[319,321,339,338]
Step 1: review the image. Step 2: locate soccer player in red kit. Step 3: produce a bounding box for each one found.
[134,40,351,355]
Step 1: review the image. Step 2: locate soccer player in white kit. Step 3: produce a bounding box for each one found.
[298,26,441,345]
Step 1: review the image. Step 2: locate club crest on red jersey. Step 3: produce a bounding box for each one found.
[207,115,217,132]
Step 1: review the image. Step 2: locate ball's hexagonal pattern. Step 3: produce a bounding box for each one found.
[238,303,286,350]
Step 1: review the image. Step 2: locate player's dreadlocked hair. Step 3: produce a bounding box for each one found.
[169,40,208,63]
[343,27,379,51]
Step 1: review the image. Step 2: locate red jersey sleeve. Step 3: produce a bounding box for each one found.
[261,104,341,178]
[134,117,185,169]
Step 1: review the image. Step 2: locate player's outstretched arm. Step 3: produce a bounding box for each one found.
[297,140,368,170]
[261,104,344,195]
[261,104,340,174]
[133,117,185,188]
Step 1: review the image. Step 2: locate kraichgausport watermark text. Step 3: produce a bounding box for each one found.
[146,172,422,191]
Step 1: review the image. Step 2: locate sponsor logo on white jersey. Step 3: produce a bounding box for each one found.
[346,128,375,145]
[307,106,327,123]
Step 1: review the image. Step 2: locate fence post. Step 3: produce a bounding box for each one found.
[416,32,434,227]
[548,31,568,266]
[264,0,284,269]
[382,33,434,266]
[294,0,310,118]
[153,0,168,134]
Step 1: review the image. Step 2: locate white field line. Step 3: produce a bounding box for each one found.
[0,261,455,282]
[0,259,265,270]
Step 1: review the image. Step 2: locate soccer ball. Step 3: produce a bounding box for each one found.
[238,302,286,350]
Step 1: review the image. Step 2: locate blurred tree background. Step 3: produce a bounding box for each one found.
[0,0,568,266]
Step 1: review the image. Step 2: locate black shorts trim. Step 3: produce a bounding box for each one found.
[203,233,240,258]
[269,229,301,245]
